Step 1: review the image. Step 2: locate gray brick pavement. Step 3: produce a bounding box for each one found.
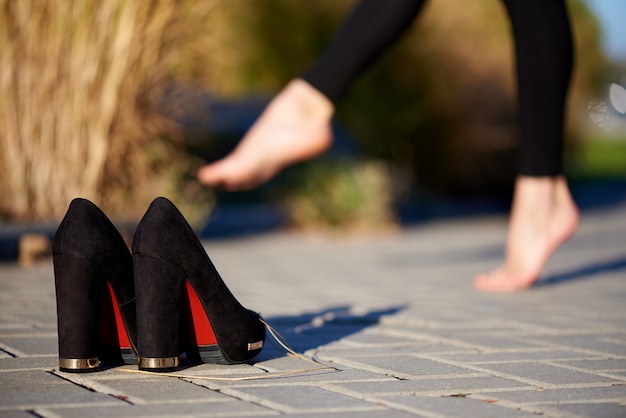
[1,204,625,417]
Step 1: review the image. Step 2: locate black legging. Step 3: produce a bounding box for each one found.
[302,0,573,177]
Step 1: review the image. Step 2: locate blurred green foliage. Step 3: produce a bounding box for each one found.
[566,136,626,179]
[283,159,396,230]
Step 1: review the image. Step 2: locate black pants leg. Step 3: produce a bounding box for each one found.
[302,0,427,103]
[302,0,573,176]
[501,0,573,176]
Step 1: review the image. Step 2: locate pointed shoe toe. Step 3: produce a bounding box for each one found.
[133,197,265,371]
[53,198,138,372]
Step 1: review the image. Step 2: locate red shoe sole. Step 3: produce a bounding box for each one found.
[181,280,218,348]
[98,282,132,350]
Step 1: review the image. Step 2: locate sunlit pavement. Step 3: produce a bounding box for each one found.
[1,198,625,417]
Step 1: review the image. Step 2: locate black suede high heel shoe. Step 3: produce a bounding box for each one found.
[53,198,138,372]
[132,197,265,371]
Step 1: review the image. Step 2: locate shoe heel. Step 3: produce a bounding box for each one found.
[55,255,137,372]
[98,282,137,365]
[180,281,229,364]
[53,198,138,372]
[54,254,102,373]
[134,254,183,371]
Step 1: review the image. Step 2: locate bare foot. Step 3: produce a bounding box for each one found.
[197,79,334,191]
[474,176,579,292]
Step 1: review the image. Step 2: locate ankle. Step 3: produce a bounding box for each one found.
[280,79,335,122]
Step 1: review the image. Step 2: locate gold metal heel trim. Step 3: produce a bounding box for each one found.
[138,357,179,370]
[247,341,264,351]
[59,357,99,370]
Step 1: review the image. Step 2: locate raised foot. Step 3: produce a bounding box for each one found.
[474,176,579,293]
[197,78,334,191]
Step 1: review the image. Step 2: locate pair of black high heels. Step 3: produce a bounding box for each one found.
[53,197,265,373]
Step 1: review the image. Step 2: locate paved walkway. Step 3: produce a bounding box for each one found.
[1,202,625,417]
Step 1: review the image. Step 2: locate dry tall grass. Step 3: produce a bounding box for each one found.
[0,0,216,221]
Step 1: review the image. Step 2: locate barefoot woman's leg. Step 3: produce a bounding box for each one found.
[197,79,334,191]
[474,176,579,292]
[197,0,426,190]
[474,0,578,292]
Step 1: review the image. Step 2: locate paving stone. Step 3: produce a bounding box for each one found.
[89,362,265,381]
[324,355,477,379]
[0,336,58,356]
[223,385,371,413]
[186,368,394,388]
[5,313,57,327]
[273,410,421,418]
[478,385,626,403]
[331,331,425,346]
[527,334,626,356]
[368,327,487,351]
[0,410,40,418]
[185,362,268,376]
[0,327,56,337]
[0,409,44,418]
[0,319,28,328]
[434,350,606,364]
[380,395,531,417]
[315,344,465,358]
[0,355,57,370]
[534,401,626,418]
[56,367,167,382]
[254,354,326,372]
[95,377,230,402]
[0,369,118,407]
[473,362,623,386]
[555,358,626,372]
[331,375,529,396]
[426,333,547,351]
[39,401,276,418]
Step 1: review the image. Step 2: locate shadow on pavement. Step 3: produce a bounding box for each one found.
[537,255,626,288]
[254,305,406,362]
